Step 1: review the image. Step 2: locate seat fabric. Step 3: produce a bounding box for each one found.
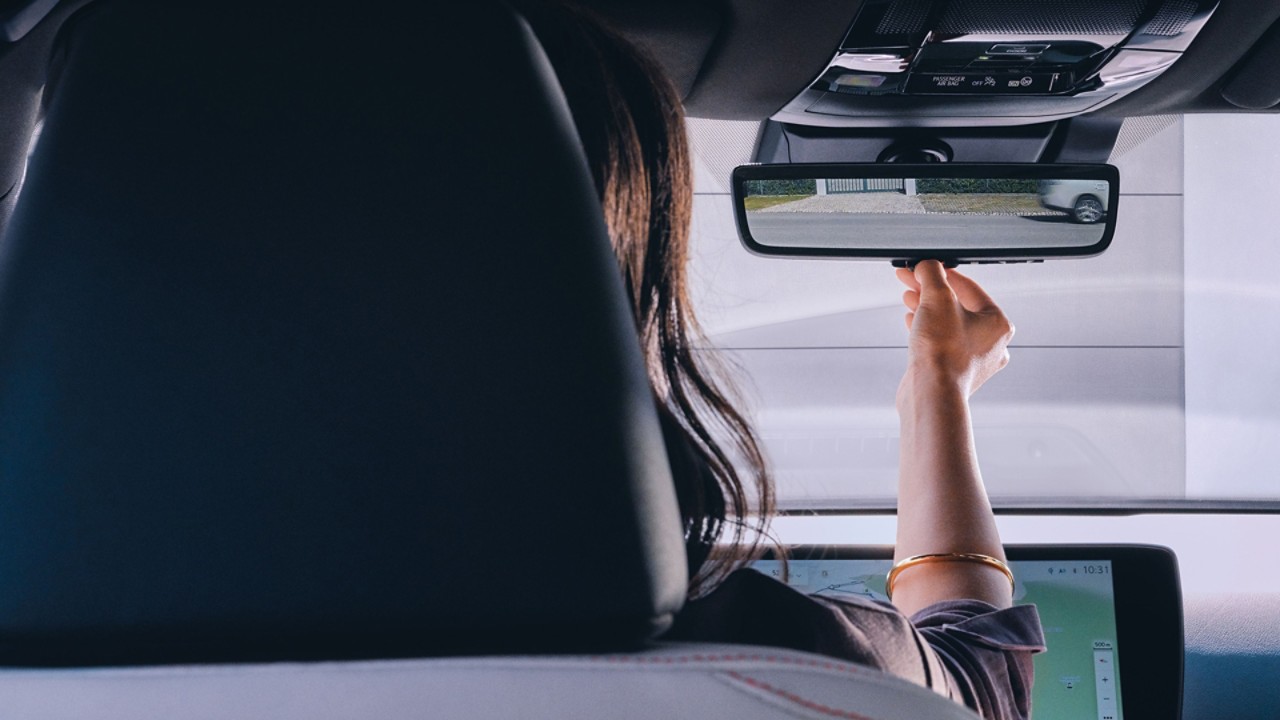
[0,643,980,720]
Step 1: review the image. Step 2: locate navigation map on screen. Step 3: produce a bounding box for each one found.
[750,558,1123,720]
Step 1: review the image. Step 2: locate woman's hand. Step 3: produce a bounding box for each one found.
[896,260,1014,404]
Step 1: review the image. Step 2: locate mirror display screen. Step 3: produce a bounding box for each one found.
[742,177,1112,251]
[749,558,1123,720]
[731,163,1120,263]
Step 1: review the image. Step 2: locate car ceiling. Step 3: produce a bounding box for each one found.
[587,0,1280,120]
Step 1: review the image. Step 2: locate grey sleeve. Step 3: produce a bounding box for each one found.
[813,595,1045,720]
[909,600,1046,720]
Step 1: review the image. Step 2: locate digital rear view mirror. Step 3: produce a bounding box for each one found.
[731,163,1119,266]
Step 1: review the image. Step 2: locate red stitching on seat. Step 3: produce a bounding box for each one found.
[586,653,865,676]
[726,671,879,720]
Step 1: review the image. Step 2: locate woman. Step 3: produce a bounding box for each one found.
[521,3,1045,719]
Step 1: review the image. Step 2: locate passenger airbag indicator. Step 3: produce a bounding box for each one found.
[907,72,1058,94]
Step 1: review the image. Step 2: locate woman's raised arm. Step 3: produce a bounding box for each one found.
[891,259,1016,616]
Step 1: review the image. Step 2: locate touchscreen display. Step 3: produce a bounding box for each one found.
[750,558,1123,720]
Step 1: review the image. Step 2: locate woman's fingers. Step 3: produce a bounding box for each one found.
[912,259,948,292]
[946,269,1013,342]
[945,268,1000,313]
[895,262,1013,398]
[903,289,920,312]
[896,267,921,291]
[912,260,957,310]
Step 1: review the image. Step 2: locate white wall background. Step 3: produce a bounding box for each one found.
[1183,114,1280,499]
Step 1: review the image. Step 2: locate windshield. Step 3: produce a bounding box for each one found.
[688,114,1279,512]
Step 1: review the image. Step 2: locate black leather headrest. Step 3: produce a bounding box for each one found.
[0,0,95,239]
[0,0,686,665]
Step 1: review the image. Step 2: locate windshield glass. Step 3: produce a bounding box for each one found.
[688,114,1280,511]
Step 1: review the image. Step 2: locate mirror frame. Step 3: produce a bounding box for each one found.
[731,162,1121,265]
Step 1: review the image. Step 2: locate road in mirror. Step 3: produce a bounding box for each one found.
[743,177,1110,251]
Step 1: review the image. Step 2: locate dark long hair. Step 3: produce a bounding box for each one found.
[522,1,777,597]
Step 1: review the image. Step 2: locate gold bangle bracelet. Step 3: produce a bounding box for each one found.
[885,552,1015,600]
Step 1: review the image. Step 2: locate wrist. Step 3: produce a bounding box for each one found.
[896,364,969,413]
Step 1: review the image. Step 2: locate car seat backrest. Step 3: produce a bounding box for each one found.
[0,0,685,666]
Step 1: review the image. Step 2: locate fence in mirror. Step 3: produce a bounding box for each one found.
[731,163,1119,266]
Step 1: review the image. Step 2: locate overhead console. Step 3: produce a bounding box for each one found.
[773,0,1218,127]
